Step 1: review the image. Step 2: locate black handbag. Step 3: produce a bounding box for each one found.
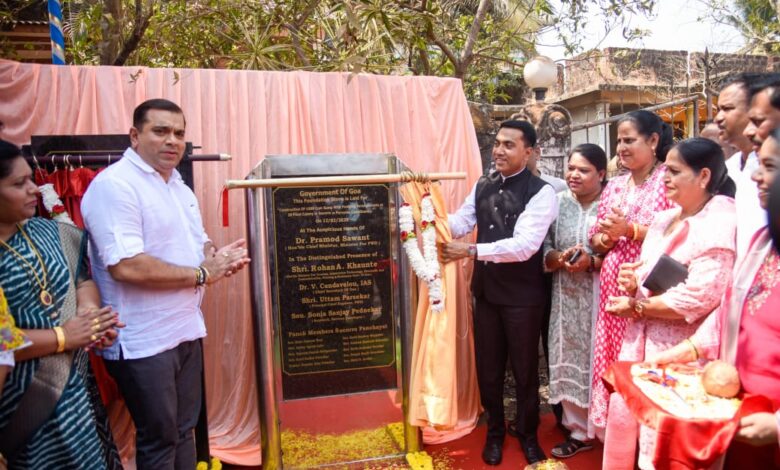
[642,220,690,294]
[642,253,689,294]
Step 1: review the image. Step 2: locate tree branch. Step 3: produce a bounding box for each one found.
[113,0,154,66]
[459,0,491,72]
[427,26,459,72]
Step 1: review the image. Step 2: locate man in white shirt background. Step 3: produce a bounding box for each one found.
[745,74,780,155]
[81,99,250,470]
[527,145,567,194]
[714,74,765,257]
[440,120,558,466]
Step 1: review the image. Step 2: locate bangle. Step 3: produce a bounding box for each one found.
[53,326,66,353]
[195,266,209,287]
[684,338,699,361]
[587,255,595,272]
[632,223,640,242]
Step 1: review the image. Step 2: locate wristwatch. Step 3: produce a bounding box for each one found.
[467,244,478,259]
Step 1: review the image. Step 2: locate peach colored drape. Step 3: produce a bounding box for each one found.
[400,182,481,443]
[0,59,483,465]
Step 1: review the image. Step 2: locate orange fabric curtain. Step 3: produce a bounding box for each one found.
[400,182,481,443]
[0,59,483,465]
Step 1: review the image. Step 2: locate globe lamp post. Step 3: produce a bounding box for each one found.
[523,56,558,102]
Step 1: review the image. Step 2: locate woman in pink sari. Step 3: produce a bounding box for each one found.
[588,110,676,439]
[603,137,738,469]
[655,129,780,469]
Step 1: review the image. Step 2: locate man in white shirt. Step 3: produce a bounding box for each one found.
[81,99,250,470]
[745,74,780,154]
[440,120,558,466]
[715,75,765,257]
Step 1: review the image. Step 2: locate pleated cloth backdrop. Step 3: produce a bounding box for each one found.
[0,59,483,466]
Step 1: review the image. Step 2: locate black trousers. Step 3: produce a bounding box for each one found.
[105,339,203,470]
[474,297,543,442]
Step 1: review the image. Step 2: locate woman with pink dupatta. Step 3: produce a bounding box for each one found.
[655,129,780,469]
[602,138,738,469]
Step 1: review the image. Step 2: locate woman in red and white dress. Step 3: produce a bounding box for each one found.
[588,110,676,440]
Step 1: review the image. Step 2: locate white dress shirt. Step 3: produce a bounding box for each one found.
[449,169,559,263]
[726,150,765,258]
[81,148,210,360]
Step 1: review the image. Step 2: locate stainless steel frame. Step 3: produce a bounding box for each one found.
[245,154,420,469]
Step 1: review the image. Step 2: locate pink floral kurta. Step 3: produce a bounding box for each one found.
[608,195,737,470]
[588,165,674,437]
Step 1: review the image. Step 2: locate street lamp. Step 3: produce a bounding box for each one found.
[523,56,558,102]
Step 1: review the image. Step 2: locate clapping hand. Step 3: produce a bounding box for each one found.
[617,260,642,295]
[66,306,124,351]
[201,239,251,282]
[598,207,629,241]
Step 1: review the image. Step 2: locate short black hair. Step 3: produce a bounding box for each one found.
[570,143,607,185]
[0,139,23,180]
[132,99,185,129]
[570,143,607,173]
[721,72,768,94]
[747,73,780,111]
[498,120,537,147]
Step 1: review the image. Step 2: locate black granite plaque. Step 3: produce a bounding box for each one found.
[271,184,397,400]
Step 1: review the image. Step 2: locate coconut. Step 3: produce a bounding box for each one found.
[702,360,741,398]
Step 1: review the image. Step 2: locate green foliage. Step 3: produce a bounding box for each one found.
[701,0,779,54]
[61,0,656,102]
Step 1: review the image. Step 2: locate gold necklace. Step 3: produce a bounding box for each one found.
[630,160,660,188]
[0,223,54,306]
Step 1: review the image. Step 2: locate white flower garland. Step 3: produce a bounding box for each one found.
[38,184,75,226]
[399,193,444,312]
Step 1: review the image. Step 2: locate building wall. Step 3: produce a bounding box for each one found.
[551,47,779,103]
[569,102,611,152]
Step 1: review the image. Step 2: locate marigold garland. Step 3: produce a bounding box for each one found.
[399,193,444,312]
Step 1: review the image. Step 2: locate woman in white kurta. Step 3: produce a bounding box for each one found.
[543,143,608,458]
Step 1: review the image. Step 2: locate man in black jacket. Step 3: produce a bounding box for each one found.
[441,120,558,465]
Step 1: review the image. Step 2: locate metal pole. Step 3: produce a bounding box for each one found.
[571,93,706,132]
[704,48,713,122]
[24,153,230,167]
[246,188,282,470]
[225,172,467,190]
[47,0,66,64]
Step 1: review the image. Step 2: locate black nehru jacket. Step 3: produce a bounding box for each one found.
[471,170,549,307]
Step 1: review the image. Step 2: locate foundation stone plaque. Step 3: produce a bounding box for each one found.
[271,184,397,399]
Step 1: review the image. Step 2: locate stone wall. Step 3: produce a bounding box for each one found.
[551,47,780,100]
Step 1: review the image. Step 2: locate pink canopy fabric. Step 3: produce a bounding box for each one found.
[0,59,483,465]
